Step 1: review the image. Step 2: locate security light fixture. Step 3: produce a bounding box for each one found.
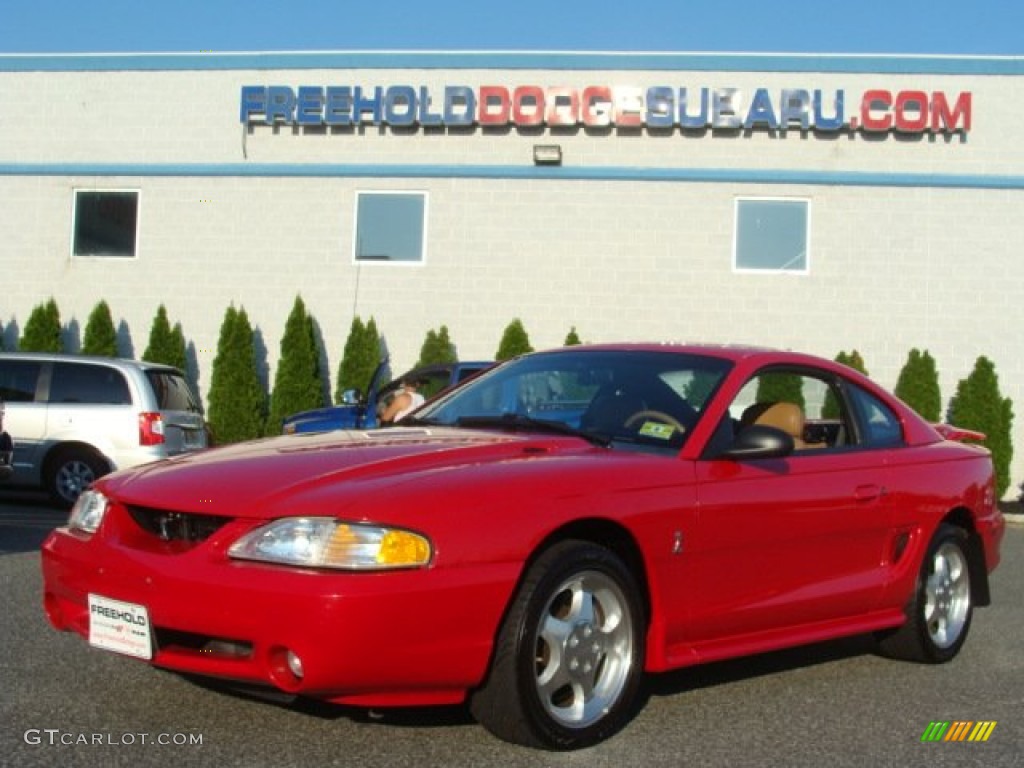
[533,145,563,166]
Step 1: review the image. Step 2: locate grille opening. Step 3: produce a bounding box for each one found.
[155,628,253,659]
[126,505,231,543]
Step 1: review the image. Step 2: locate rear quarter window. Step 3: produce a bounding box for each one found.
[848,384,904,447]
[49,363,131,405]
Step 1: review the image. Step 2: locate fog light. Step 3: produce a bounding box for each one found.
[287,650,304,679]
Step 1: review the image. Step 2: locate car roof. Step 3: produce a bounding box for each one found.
[526,343,880,379]
[532,342,781,362]
[399,361,492,375]
[0,351,182,373]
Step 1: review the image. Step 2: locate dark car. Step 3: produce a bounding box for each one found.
[281,360,492,434]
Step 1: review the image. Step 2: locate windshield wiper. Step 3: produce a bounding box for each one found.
[455,414,611,447]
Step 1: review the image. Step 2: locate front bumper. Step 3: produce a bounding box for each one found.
[41,519,515,707]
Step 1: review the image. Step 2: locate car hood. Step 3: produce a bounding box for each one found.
[99,426,598,515]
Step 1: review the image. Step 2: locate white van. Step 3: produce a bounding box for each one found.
[0,353,208,505]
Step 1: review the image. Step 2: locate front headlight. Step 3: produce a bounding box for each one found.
[227,518,432,570]
[68,490,109,534]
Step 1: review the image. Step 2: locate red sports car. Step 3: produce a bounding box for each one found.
[41,344,1005,749]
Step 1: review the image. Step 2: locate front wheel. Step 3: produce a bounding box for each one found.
[470,540,645,750]
[876,524,973,663]
[46,449,107,508]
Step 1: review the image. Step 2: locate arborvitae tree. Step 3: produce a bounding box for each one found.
[684,372,719,410]
[894,348,942,422]
[496,318,533,361]
[266,296,324,435]
[949,356,1014,498]
[207,305,267,443]
[335,316,381,402]
[19,298,62,352]
[755,371,805,409]
[824,350,869,417]
[143,305,188,371]
[835,349,868,376]
[564,327,582,346]
[81,300,119,357]
[417,325,457,367]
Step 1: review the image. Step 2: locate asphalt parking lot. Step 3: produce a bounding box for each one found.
[1,495,1021,768]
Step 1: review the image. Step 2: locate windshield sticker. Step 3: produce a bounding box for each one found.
[638,422,678,440]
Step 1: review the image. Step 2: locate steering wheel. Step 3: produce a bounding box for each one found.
[623,410,687,433]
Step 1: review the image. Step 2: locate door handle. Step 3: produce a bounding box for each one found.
[854,484,885,501]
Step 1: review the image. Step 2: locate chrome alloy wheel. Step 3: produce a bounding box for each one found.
[532,570,634,729]
[924,541,971,649]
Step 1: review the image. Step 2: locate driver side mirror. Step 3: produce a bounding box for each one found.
[340,388,362,405]
[715,425,795,460]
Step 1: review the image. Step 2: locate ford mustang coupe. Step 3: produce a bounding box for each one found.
[41,344,1005,749]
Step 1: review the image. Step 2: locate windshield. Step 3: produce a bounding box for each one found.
[415,349,731,451]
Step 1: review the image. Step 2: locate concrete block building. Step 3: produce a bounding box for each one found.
[1,51,1022,487]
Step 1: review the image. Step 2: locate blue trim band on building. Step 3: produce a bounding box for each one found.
[2,163,1021,190]
[1,51,1023,75]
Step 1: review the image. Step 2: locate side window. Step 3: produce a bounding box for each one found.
[721,368,850,452]
[418,370,454,400]
[454,365,488,383]
[733,198,810,273]
[353,191,426,264]
[0,361,43,402]
[49,364,131,405]
[846,384,904,447]
[72,190,140,258]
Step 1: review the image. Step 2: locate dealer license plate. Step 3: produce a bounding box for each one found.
[88,594,153,660]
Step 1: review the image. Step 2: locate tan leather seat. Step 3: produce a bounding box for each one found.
[750,402,824,450]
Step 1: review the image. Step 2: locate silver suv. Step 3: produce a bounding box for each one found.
[0,353,208,506]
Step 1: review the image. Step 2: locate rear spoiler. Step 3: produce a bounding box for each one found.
[933,423,987,443]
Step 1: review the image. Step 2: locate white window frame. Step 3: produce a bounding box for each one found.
[70,188,141,260]
[351,190,428,266]
[732,196,811,275]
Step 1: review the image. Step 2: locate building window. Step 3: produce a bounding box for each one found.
[353,191,427,264]
[72,190,140,258]
[734,198,809,273]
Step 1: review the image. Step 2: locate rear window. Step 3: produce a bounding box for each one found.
[146,371,202,413]
[49,363,131,405]
[455,365,489,382]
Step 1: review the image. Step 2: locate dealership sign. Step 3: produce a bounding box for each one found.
[240,84,971,134]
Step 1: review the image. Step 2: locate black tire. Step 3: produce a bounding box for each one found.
[470,540,645,750]
[45,448,107,507]
[876,524,973,663]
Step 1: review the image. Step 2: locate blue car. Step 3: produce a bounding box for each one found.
[282,360,492,434]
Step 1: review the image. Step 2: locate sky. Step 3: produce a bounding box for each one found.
[1,0,1022,56]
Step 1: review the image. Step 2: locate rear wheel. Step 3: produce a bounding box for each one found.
[470,540,645,750]
[46,448,107,507]
[877,524,973,663]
